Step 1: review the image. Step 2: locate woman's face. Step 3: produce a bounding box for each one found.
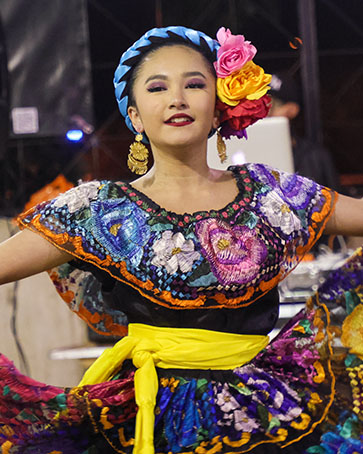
[128,45,219,151]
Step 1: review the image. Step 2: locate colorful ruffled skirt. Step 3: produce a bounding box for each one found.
[1,249,363,454]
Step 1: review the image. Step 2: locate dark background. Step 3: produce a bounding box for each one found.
[0,0,362,215]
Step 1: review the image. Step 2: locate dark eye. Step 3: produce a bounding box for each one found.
[147,83,166,93]
[186,82,206,89]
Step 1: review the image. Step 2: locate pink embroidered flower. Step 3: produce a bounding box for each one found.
[195,219,267,286]
[151,231,200,274]
[214,27,257,78]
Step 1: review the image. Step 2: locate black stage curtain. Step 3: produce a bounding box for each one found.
[0,0,94,138]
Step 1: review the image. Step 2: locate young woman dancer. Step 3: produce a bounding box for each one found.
[0,26,362,454]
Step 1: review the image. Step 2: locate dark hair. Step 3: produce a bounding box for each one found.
[127,40,217,107]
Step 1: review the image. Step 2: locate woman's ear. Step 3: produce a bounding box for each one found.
[212,107,221,130]
[127,106,144,133]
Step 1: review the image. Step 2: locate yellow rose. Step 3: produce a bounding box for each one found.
[217,61,272,106]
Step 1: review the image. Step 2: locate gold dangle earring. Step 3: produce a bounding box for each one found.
[216,130,227,163]
[127,133,149,175]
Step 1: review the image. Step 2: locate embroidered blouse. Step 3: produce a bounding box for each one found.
[18,164,337,337]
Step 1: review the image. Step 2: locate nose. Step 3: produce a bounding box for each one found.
[169,85,188,109]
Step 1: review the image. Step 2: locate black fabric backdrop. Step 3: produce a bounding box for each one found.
[0,0,94,138]
[0,11,9,159]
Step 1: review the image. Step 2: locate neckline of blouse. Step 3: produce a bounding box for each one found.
[115,165,254,224]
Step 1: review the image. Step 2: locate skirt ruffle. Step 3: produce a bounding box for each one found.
[1,249,363,453]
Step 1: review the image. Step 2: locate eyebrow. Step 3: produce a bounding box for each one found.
[144,71,207,84]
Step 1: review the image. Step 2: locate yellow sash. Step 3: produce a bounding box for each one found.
[79,323,269,454]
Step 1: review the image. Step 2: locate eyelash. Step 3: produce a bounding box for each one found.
[186,82,206,89]
[147,82,206,92]
[147,86,166,93]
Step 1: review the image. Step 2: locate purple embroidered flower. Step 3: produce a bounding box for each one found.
[249,163,317,210]
[151,231,200,274]
[215,384,260,433]
[195,219,267,285]
[234,364,303,423]
[259,191,301,236]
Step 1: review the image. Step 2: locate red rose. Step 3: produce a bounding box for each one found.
[217,94,271,130]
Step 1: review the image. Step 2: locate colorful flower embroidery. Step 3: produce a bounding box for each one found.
[249,164,317,210]
[151,231,200,274]
[259,191,301,235]
[17,164,336,310]
[195,219,268,285]
[91,198,151,267]
[53,180,101,213]
[215,383,240,414]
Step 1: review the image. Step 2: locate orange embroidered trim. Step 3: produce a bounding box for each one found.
[100,407,114,430]
[313,361,326,384]
[195,436,223,454]
[17,217,278,311]
[17,189,337,314]
[1,441,13,454]
[296,189,338,256]
[84,392,128,453]
[118,428,134,447]
[222,433,251,447]
[290,412,311,430]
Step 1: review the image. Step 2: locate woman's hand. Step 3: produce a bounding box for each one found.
[0,229,73,285]
[325,194,363,236]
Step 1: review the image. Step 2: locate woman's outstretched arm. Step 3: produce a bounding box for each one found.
[325,193,363,236]
[0,229,73,285]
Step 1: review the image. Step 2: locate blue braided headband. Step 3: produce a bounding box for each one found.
[113,26,220,136]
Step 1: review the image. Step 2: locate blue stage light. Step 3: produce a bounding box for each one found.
[66,129,84,142]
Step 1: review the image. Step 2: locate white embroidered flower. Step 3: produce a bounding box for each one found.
[259,191,301,235]
[53,181,101,213]
[151,231,200,274]
[234,408,259,432]
[215,384,240,413]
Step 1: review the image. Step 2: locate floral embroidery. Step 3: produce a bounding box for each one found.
[215,383,240,414]
[249,164,317,210]
[17,164,336,310]
[91,198,151,267]
[214,383,259,433]
[53,180,101,213]
[195,218,268,285]
[259,191,301,235]
[151,231,200,274]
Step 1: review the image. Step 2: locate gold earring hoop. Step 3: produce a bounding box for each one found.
[217,130,227,164]
[128,133,149,175]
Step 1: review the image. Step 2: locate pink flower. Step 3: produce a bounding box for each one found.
[195,218,267,286]
[214,27,257,78]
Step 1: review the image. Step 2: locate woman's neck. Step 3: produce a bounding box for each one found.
[129,142,238,214]
[134,142,217,190]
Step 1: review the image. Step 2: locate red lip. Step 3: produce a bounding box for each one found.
[165,113,194,126]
